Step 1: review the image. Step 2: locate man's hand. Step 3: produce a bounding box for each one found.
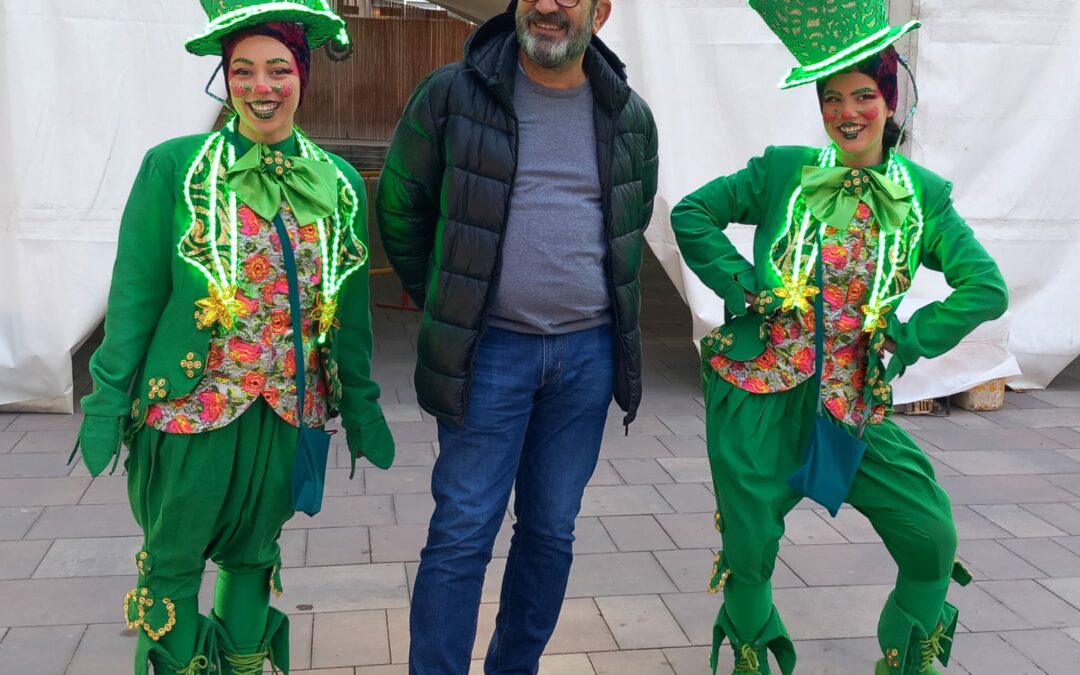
[883,337,898,354]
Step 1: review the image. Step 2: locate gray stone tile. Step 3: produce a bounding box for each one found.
[0,432,26,453]
[573,517,618,554]
[661,592,717,646]
[0,507,41,540]
[912,427,1063,451]
[579,486,674,517]
[655,458,710,484]
[311,610,389,668]
[358,666,409,675]
[0,540,51,580]
[588,460,624,487]
[818,507,881,544]
[654,549,715,594]
[287,612,314,670]
[659,416,706,436]
[1055,536,1080,557]
[779,542,895,586]
[0,624,84,675]
[305,527,370,566]
[773,585,891,639]
[1006,391,1059,409]
[393,492,435,525]
[612,459,675,485]
[596,595,690,649]
[656,484,716,514]
[946,408,1007,430]
[9,430,78,455]
[0,412,17,430]
[280,563,409,613]
[1027,390,1080,408]
[600,434,674,460]
[0,575,134,625]
[364,465,432,495]
[956,540,1044,581]
[79,475,127,505]
[385,420,437,443]
[1035,426,1080,447]
[788,637,884,675]
[33,536,141,578]
[939,476,1078,505]
[322,468,367,497]
[547,597,620,654]
[605,415,674,439]
[25,503,139,539]
[952,505,1013,540]
[1038,577,1080,612]
[567,552,679,598]
[1046,473,1080,498]
[949,632,1044,675]
[7,413,82,432]
[66,623,137,675]
[280,528,307,568]
[601,516,676,552]
[999,537,1080,578]
[0,452,73,478]
[979,407,1080,429]
[283,496,395,529]
[662,645,712,675]
[590,649,676,675]
[381,404,423,422]
[999,629,1080,675]
[930,449,1080,475]
[950,582,1035,631]
[657,434,707,459]
[655,513,715,550]
[537,653,596,674]
[1019,502,1080,535]
[0,477,90,507]
[782,510,848,545]
[388,441,436,466]
[970,504,1068,538]
[370,524,426,563]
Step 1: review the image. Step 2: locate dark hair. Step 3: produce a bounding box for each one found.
[816,46,907,151]
[222,22,311,105]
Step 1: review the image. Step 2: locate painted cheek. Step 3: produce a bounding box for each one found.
[823,108,840,123]
[231,83,250,98]
[863,106,881,120]
[278,82,295,98]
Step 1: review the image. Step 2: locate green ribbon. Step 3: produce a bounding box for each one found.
[226,142,338,226]
[800,164,912,235]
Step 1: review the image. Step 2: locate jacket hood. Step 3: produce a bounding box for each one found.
[463,2,630,111]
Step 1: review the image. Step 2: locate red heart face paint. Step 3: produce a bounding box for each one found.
[273,82,295,98]
[231,83,252,97]
[862,105,881,121]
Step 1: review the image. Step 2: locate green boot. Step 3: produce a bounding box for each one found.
[211,607,290,675]
[877,592,958,674]
[710,605,796,675]
[137,614,218,675]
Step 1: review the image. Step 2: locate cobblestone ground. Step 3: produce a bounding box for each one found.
[2,255,1079,674]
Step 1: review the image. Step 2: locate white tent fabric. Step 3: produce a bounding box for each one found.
[0,2,218,411]
[595,0,1079,398]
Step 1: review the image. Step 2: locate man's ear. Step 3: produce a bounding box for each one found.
[593,0,613,33]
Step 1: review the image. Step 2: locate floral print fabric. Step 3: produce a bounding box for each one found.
[710,202,887,426]
[148,203,329,433]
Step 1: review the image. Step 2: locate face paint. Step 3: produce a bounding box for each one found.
[862,106,881,120]
[824,108,841,123]
[273,82,295,98]
[231,82,252,97]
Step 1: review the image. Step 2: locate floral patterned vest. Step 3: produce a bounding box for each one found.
[147,203,329,433]
[709,201,887,426]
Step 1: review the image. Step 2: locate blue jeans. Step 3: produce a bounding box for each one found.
[409,324,615,675]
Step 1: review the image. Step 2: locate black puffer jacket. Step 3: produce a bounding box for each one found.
[376,9,659,426]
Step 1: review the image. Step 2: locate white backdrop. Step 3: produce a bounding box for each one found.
[0,1,218,411]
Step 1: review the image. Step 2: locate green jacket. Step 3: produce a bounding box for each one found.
[671,145,1008,386]
[75,131,394,477]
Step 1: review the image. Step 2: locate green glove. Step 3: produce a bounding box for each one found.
[346,415,395,476]
[70,414,126,477]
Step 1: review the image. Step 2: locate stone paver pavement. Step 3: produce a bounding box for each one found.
[3,256,1080,674]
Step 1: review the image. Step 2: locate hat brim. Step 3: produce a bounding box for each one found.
[185,5,349,56]
[779,19,921,90]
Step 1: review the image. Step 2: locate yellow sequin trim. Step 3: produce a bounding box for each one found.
[124,587,176,641]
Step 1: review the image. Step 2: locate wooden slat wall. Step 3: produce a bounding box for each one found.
[296,16,475,141]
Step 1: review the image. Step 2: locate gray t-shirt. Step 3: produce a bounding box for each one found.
[487,68,611,335]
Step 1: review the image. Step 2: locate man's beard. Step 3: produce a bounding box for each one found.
[515,6,596,69]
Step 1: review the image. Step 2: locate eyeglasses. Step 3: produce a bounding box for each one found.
[520,0,582,8]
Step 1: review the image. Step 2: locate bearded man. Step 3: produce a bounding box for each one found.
[376,0,658,672]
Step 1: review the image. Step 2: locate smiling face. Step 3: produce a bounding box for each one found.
[515,0,608,71]
[820,71,894,167]
[228,35,301,145]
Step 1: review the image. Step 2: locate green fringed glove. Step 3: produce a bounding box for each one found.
[345,415,395,477]
[70,414,126,477]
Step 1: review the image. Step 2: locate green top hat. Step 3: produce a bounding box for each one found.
[185,0,350,56]
[749,0,920,89]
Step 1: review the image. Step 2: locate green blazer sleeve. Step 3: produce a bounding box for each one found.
[75,149,175,476]
[885,181,1009,380]
[670,147,772,315]
[333,159,395,473]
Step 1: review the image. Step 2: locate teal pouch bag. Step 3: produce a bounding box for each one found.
[272,213,331,517]
[786,237,867,516]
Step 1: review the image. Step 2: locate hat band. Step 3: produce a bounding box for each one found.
[802,24,893,74]
[781,20,920,88]
[190,1,349,46]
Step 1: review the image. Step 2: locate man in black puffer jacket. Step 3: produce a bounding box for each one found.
[377,0,657,671]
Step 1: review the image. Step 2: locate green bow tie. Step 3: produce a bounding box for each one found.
[800,164,913,235]
[225,142,338,226]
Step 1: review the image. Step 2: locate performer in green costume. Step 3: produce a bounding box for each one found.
[72,2,394,673]
[671,2,1008,673]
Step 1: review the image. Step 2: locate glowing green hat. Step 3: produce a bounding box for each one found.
[749,0,920,89]
[185,0,350,56]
